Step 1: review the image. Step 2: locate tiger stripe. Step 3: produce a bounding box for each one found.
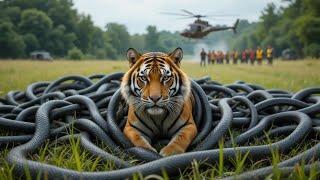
[121,48,197,156]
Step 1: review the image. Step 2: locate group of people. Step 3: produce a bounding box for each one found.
[200,46,274,67]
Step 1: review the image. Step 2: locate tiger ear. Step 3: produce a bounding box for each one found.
[126,48,141,67]
[168,47,183,66]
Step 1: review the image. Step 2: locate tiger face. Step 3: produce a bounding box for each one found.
[121,48,191,117]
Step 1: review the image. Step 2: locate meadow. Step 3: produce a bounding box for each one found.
[1,59,320,96]
[0,59,320,179]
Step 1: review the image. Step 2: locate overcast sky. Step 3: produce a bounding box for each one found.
[73,0,286,34]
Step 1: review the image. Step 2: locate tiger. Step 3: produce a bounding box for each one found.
[120,47,197,157]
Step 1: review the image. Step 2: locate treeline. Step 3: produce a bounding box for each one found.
[0,0,195,59]
[229,0,320,58]
[1,0,319,60]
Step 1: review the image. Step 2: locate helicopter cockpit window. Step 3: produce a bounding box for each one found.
[197,25,201,32]
[190,24,197,32]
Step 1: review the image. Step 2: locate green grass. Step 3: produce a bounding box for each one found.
[0,59,320,179]
[1,59,320,95]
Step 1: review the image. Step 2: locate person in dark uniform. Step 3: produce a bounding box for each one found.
[225,51,230,64]
[207,50,211,65]
[241,50,247,64]
[245,49,250,64]
[200,48,207,67]
[249,48,255,65]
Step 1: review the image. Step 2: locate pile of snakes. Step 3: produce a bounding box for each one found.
[0,72,319,179]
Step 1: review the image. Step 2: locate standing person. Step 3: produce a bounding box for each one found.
[217,51,221,64]
[225,51,230,64]
[231,50,235,64]
[200,48,207,67]
[207,50,211,65]
[249,48,255,65]
[217,51,222,64]
[221,51,225,64]
[256,46,263,65]
[245,49,250,64]
[266,45,274,65]
[210,50,215,64]
[208,50,214,64]
[241,50,247,64]
[233,50,239,64]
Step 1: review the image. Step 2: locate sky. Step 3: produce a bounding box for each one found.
[73,0,286,35]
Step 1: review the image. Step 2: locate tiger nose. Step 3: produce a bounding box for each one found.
[149,95,162,103]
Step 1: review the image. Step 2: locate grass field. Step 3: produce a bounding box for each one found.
[1,59,320,96]
[0,59,320,179]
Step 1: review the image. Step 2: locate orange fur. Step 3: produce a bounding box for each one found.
[121,48,197,156]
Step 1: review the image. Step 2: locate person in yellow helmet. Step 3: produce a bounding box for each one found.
[266,45,274,65]
[256,46,263,65]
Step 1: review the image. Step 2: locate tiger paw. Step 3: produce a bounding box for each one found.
[159,144,184,157]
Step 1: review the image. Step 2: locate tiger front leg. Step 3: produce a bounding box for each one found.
[159,121,197,156]
[123,109,157,152]
[160,98,197,156]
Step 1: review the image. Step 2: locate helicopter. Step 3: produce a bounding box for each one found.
[163,9,240,39]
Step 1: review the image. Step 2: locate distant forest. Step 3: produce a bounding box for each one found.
[0,0,319,59]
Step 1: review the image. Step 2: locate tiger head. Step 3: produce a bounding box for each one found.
[121,48,191,116]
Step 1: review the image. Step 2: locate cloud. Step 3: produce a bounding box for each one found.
[73,0,286,34]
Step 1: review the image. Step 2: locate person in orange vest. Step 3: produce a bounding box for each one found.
[266,45,274,65]
[211,50,216,64]
[256,46,263,65]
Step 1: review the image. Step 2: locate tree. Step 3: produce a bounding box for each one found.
[75,15,95,54]
[47,0,77,32]
[145,26,164,51]
[19,9,53,38]
[23,33,39,54]
[130,34,145,52]
[0,6,21,26]
[105,23,131,56]
[103,32,118,59]
[0,21,26,58]
[260,3,279,32]
[295,14,320,45]
[304,43,320,58]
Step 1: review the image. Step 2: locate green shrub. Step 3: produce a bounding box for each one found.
[95,49,106,60]
[67,47,83,60]
[304,43,320,59]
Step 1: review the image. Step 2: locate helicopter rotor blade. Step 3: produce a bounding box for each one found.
[160,12,193,17]
[176,17,197,19]
[181,9,196,16]
[206,14,238,17]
